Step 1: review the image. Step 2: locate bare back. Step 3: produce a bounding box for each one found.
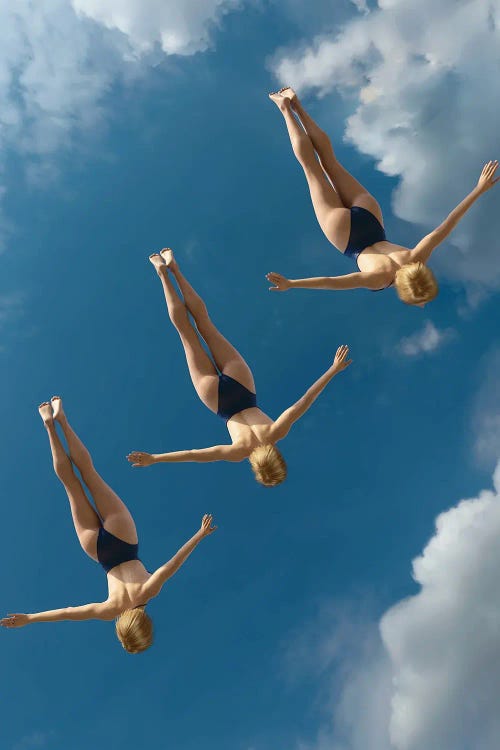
[226,407,276,453]
[106,560,152,612]
[355,240,413,278]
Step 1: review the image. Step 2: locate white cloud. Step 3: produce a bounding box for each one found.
[72,0,242,56]
[349,0,369,14]
[0,0,243,249]
[381,461,500,750]
[282,604,393,750]
[285,461,500,750]
[271,0,500,290]
[398,320,454,357]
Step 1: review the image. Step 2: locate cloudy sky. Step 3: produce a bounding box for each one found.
[1,1,499,749]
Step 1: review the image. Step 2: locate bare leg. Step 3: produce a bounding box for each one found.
[39,402,100,559]
[150,254,219,411]
[269,93,351,251]
[161,249,255,392]
[51,397,137,544]
[281,87,384,224]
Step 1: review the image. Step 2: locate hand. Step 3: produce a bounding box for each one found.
[477,161,499,193]
[127,451,155,467]
[199,514,217,537]
[266,272,292,292]
[1,613,29,628]
[332,345,352,373]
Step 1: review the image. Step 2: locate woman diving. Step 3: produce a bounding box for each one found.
[267,87,499,306]
[126,249,352,486]
[0,397,216,653]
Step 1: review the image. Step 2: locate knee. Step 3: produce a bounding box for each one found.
[54,459,75,484]
[316,128,332,152]
[75,455,102,488]
[293,131,313,159]
[192,299,209,322]
[170,302,189,328]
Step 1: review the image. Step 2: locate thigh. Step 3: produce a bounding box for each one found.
[63,477,101,560]
[304,164,352,250]
[81,469,138,545]
[321,154,384,225]
[178,323,221,411]
[195,318,256,393]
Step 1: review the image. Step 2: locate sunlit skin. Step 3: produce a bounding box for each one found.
[0,398,216,630]
[267,87,499,305]
[126,249,352,469]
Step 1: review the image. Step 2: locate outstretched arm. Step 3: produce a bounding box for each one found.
[411,160,499,264]
[266,271,388,292]
[127,445,246,467]
[270,345,352,441]
[142,515,217,599]
[1,602,116,628]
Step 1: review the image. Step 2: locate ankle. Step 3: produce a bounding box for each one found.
[157,265,169,278]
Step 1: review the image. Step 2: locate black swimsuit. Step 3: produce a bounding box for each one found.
[217,373,257,422]
[97,526,141,574]
[344,206,393,291]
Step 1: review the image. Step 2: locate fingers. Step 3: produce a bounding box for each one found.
[335,344,350,359]
[127,452,142,460]
[482,160,498,176]
[201,514,216,533]
[126,452,147,468]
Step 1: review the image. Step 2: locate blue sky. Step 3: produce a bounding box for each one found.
[1,2,500,750]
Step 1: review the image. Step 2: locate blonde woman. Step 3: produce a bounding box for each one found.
[267,87,499,306]
[0,397,216,653]
[127,249,352,486]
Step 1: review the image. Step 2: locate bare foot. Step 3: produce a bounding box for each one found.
[51,396,65,422]
[160,248,176,270]
[278,86,297,105]
[149,253,166,273]
[38,401,53,424]
[269,90,292,111]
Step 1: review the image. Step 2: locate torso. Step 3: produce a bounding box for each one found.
[105,560,152,614]
[226,407,275,454]
[355,240,413,282]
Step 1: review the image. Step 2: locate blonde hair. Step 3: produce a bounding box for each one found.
[115,607,153,654]
[249,444,287,487]
[394,262,439,306]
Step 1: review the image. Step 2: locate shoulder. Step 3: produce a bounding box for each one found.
[227,443,250,462]
[363,270,394,290]
[98,601,120,620]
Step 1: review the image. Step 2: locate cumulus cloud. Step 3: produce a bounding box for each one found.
[286,461,500,750]
[349,0,369,15]
[72,0,242,56]
[0,0,242,249]
[381,461,500,750]
[271,0,500,290]
[398,320,454,357]
[283,604,393,750]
